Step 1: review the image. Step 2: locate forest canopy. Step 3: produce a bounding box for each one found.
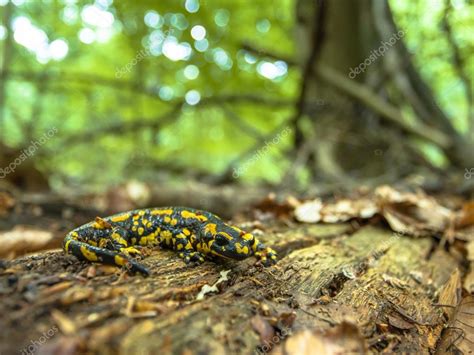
[0,0,472,191]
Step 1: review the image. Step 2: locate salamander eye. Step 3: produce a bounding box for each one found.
[214,234,229,246]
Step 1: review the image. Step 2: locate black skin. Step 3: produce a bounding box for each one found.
[63,207,277,275]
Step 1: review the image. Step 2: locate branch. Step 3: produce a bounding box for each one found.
[58,103,182,147]
[10,71,296,109]
[213,121,290,184]
[442,0,473,134]
[372,0,458,139]
[221,106,265,140]
[290,0,327,150]
[241,40,452,150]
[0,1,14,143]
[315,64,452,148]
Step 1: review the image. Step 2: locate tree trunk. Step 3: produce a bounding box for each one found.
[0,221,460,354]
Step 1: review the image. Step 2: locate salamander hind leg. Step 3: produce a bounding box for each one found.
[63,231,150,276]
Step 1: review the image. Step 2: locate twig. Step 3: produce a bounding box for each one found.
[376,0,457,136]
[315,64,452,148]
[59,103,183,147]
[221,106,266,140]
[442,0,473,134]
[290,0,327,150]
[0,1,14,143]
[10,70,296,109]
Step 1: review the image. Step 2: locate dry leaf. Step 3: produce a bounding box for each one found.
[280,322,366,355]
[295,198,377,223]
[0,191,15,215]
[51,309,77,335]
[251,315,275,345]
[375,185,452,237]
[456,201,474,228]
[387,314,414,330]
[294,199,322,223]
[60,286,94,305]
[0,226,54,258]
[438,269,462,319]
[463,266,474,294]
[436,295,474,354]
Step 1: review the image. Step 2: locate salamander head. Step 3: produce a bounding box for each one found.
[200,221,256,260]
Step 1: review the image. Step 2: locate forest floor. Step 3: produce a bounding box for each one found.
[0,186,472,354]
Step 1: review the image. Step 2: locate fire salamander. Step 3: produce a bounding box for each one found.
[63,207,277,276]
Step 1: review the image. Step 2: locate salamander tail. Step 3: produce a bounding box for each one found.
[63,233,150,276]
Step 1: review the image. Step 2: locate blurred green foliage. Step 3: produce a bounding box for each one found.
[0,0,472,189]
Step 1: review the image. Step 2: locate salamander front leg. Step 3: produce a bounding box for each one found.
[178,250,206,264]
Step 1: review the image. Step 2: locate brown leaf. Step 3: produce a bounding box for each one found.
[295,197,378,224]
[251,315,275,345]
[0,191,15,215]
[294,199,322,223]
[456,201,474,228]
[387,314,414,330]
[254,193,297,219]
[375,185,452,237]
[0,226,54,258]
[438,268,462,319]
[51,309,77,336]
[281,322,366,355]
[463,265,474,294]
[60,286,94,305]
[436,295,474,354]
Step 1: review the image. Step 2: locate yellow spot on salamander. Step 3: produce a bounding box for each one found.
[151,209,173,215]
[218,232,232,240]
[160,230,172,245]
[92,217,112,230]
[133,221,139,226]
[64,239,72,252]
[235,243,249,255]
[164,216,171,223]
[182,228,191,236]
[170,218,178,226]
[111,213,131,222]
[252,238,260,252]
[181,210,196,219]
[197,241,211,254]
[114,255,127,266]
[177,244,183,250]
[80,245,98,261]
[99,239,108,248]
[204,223,217,236]
[138,227,144,236]
[242,233,254,241]
[197,215,208,222]
[138,210,145,216]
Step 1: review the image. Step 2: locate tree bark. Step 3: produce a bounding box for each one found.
[0,221,461,354]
